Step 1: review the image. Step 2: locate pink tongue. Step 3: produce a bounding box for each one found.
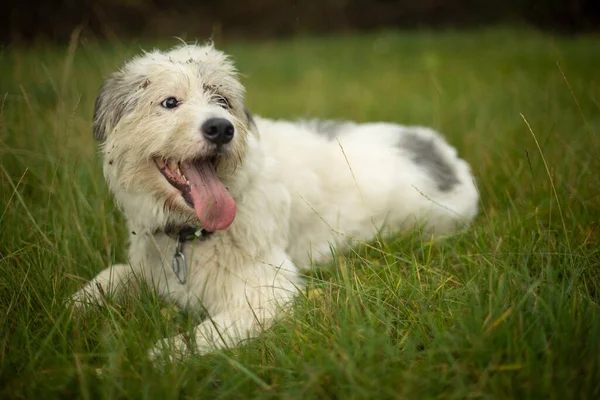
[180,161,236,231]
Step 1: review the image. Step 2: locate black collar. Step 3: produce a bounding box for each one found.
[163,224,214,243]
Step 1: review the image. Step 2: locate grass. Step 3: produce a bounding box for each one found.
[1,27,599,399]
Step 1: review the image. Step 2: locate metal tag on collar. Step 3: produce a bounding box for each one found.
[172,236,187,284]
[170,226,212,284]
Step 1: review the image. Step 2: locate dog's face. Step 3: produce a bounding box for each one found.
[93,44,255,232]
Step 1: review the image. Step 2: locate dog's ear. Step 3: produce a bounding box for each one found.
[243,106,254,126]
[93,72,147,143]
[243,105,259,137]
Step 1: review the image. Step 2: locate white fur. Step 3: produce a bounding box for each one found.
[72,43,479,362]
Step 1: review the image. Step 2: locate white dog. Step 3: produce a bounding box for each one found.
[72,43,478,361]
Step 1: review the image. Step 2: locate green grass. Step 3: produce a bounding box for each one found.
[1,28,599,399]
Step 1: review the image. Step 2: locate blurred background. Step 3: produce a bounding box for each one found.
[2,0,599,45]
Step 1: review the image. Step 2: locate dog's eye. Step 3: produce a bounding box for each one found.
[161,97,179,109]
[216,96,230,110]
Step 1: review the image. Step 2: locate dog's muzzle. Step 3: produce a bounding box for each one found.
[155,158,237,231]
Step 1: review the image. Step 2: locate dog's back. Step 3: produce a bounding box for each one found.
[255,117,479,266]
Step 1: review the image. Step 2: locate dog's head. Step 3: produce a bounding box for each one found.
[93,43,256,232]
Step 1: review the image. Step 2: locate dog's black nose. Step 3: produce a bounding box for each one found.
[201,118,234,145]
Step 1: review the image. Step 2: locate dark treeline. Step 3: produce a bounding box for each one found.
[3,0,599,44]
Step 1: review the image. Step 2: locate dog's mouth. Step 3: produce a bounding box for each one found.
[155,157,236,231]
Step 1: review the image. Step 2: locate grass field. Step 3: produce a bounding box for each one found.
[1,28,599,399]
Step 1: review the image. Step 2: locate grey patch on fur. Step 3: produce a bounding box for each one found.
[93,72,146,142]
[400,132,460,192]
[304,119,353,140]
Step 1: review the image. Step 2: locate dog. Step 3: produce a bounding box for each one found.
[72,43,479,361]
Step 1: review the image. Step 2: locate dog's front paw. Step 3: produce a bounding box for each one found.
[69,284,106,312]
[68,264,134,312]
[148,335,193,364]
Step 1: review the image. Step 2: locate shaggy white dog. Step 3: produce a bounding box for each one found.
[72,43,479,361]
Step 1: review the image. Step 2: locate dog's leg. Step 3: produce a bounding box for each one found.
[148,306,278,363]
[71,263,135,310]
[148,257,300,362]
